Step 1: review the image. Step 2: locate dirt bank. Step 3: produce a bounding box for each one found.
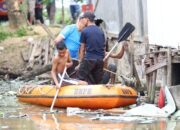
[0,25,60,72]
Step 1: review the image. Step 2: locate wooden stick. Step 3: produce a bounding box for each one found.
[103,68,116,75]
[37,20,55,40]
[50,66,67,112]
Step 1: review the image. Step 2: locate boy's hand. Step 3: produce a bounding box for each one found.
[66,62,72,68]
[55,84,60,89]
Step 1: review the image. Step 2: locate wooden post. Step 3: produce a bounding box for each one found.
[146,50,154,103]
[129,34,134,77]
[162,52,167,86]
[147,60,153,103]
[144,36,151,102]
[150,53,158,103]
[167,48,172,86]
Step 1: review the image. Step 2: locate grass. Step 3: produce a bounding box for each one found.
[15,27,27,37]
[0,26,28,43]
[0,7,72,43]
[0,31,14,43]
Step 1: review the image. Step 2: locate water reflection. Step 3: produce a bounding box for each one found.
[0,91,180,129]
[0,100,171,130]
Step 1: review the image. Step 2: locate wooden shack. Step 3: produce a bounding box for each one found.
[144,46,180,105]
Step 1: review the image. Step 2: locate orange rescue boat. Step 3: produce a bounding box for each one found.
[17,84,138,109]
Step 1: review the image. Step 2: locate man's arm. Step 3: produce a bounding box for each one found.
[51,57,59,88]
[54,34,64,44]
[66,50,73,68]
[108,42,128,59]
[79,43,85,62]
[55,25,72,44]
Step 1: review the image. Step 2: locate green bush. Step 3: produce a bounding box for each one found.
[15,27,27,37]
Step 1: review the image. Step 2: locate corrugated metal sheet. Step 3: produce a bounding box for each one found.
[93,0,148,42]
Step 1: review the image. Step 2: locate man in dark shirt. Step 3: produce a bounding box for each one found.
[77,12,105,84]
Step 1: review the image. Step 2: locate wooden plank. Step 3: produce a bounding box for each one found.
[28,42,34,59]
[29,41,38,61]
[145,60,167,74]
[27,41,38,70]
[44,39,50,65]
[21,50,29,62]
[102,108,127,114]
[33,40,43,57]
[27,40,42,70]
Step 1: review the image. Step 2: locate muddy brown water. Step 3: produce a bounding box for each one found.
[1,81,180,130]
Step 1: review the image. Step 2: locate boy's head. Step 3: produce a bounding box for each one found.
[56,41,67,57]
[56,41,67,50]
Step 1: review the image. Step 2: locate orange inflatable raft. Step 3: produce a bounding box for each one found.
[17,84,138,109]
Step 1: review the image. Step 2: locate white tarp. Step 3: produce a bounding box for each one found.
[147,0,180,48]
[124,86,176,117]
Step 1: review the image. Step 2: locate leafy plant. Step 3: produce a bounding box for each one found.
[15,27,27,37]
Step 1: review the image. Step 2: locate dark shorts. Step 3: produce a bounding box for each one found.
[77,59,104,84]
[70,4,80,20]
[67,59,79,78]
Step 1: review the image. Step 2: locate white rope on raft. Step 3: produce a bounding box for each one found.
[17,85,55,95]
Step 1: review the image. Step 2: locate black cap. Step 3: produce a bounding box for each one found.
[80,12,95,22]
[56,41,67,50]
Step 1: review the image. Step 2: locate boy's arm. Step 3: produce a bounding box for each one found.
[51,57,59,88]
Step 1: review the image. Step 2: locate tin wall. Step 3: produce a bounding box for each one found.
[93,0,148,42]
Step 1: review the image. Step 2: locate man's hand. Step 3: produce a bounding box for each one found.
[75,64,80,71]
[122,42,128,50]
[54,34,64,44]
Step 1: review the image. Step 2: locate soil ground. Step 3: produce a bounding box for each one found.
[0,25,61,72]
